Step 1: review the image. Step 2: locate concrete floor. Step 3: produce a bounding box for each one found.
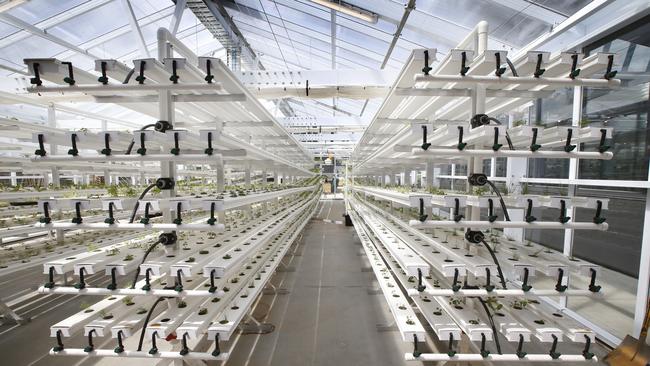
[227,198,415,366]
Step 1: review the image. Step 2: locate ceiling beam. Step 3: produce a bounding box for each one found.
[120,0,150,58]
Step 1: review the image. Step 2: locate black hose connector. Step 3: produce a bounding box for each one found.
[452,268,461,292]
[456,126,467,150]
[421,125,431,151]
[555,268,567,292]
[44,266,56,288]
[30,62,43,86]
[598,128,610,153]
[136,132,147,155]
[564,128,577,152]
[205,131,214,155]
[453,198,464,222]
[485,268,495,292]
[207,202,217,225]
[447,333,456,357]
[516,334,526,358]
[72,202,83,224]
[148,331,159,355]
[114,330,125,353]
[105,202,116,224]
[588,268,601,293]
[179,333,190,355]
[604,54,617,80]
[549,334,561,359]
[468,173,488,186]
[569,54,581,79]
[422,50,432,75]
[593,200,606,224]
[63,62,75,86]
[558,200,571,223]
[107,267,118,290]
[582,334,594,359]
[418,198,427,222]
[140,202,152,225]
[521,267,532,292]
[175,269,184,292]
[142,268,154,291]
[534,53,545,78]
[208,269,217,293]
[136,61,146,84]
[480,333,490,358]
[98,61,109,85]
[169,60,179,84]
[40,201,51,224]
[101,133,112,155]
[53,329,65,352]
[412,334,422,358]
[171,132,181,155]
[74,267,87,289]
[84,329,96,352]
[417,268,426,292]
[35,134,47,156]
[487,199,497,222]
[205,59,214,83]
[68,133,79,156]
[173,201,183,225]
[530,127,541,152]
[460,51,470,76]
[492,127,502,151]
[211,333,221,357]
[494,52,506,77]
[525,199,536,223]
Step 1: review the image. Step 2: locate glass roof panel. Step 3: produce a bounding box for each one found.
[6,0,87,24]
[47,1,128,46]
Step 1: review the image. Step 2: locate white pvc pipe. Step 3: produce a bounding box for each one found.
[38,286,226,298]
[405,353,598,362]
[414,74,621,88]
[407,288,603,297]
[411,149,613,160]
[32,154,224,163]
[410,220,608,231]
[28,83,222,93]
[51,349,228,361]
[35,222,226,232]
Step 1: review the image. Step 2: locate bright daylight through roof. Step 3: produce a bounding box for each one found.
[0,0,648,365]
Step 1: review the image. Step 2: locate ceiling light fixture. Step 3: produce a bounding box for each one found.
[309,0,378,23]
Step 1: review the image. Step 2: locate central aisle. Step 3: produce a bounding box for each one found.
[227,199,415,366]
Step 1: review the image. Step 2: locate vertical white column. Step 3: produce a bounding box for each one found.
[426,162,434,188]
[244,166,251,188]
[48,104,60,187]
[403,169,411,186]
[10,172,17,186]
[635,182,650,336]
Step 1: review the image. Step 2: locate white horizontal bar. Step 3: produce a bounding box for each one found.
[411,149,613,160]
[35,222,226,231]
[405,353,597,362]
[407,288,603,297]
[31,154,223,163]
[29,83,223,93]
[409,220,608,230]
[50,349,228,361]
[38,286,225,298]
[414,74,620,88]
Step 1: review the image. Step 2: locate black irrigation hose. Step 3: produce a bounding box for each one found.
[477,297,503,355]
[481,239,507,290]
[487,117,515,150]
[123,68,135,84]
[136,296,166,351]
[485,180,511,222]
[125,124,157,155]
[506,57,518,77]
[130,237,163,289]
[128,182,158,224]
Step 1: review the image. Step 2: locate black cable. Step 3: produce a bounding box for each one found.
[136,296,166,351]
[481,240,507,290]
[125,124,157,155]
[130,237,163,289]
[506,57,518,77]
[123,68,135,84]
[128,182,157,223]
[477,297,503,354]
[485,180,511,221]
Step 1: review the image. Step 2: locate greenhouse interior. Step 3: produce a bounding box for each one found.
[0,0,648,365]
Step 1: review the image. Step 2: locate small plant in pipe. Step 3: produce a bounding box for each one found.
[122,296,135,306]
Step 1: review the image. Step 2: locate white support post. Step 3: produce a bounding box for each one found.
[48,104,60,187]
[216,163,225,192]
[426,162,434,188]
[635,165,650,337]
[244,166,251,188]
[10,172,17,186]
